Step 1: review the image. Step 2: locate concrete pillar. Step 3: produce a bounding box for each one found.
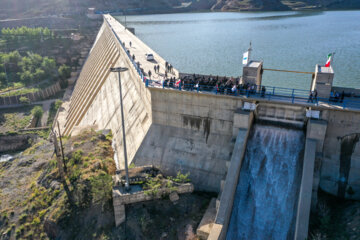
[306,119,328,210]
[242,60,263,86]
[311,64,334,99]
[232,108,254,138]
[209,110,254,240]
[114,203,125,226]
[306,119,328,153]
[294,138,316,240]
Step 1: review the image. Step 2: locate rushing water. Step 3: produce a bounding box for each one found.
[116,11,360,90]
[226,124,304,240]
[0,154,14,163]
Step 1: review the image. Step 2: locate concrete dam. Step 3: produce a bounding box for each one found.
[60,14,360,240]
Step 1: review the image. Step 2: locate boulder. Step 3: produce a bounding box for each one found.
[169,192,179,202]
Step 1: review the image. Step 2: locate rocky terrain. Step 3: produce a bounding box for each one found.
[0,129,213,239]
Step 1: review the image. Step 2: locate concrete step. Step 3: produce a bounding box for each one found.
[196,198,217,240]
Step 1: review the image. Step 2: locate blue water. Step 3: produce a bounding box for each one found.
[116,11,360,90]
[226,124,304,240]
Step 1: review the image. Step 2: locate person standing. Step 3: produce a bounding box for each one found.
[261,86,266,97]
[314,89,318,103]
[340,90,345,103]
[308,91,313,103]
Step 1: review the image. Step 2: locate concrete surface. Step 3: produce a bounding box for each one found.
[208,111,253,240]
[294,138,316,240]
[197,198,217,240]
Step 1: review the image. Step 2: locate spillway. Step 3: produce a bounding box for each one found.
[226,124,305,240]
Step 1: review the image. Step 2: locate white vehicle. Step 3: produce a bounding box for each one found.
[146,53,154,61]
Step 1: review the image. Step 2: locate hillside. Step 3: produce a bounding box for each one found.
[0,129,213,239]
[0,0,359,20]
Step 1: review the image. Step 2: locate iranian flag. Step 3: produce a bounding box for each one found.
[325,53,333,67]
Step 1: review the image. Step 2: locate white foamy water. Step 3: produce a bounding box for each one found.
[0,154,14,163]
[226,124,304,240]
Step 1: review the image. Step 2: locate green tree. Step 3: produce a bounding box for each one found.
[34,68,45,82]
[58,64,71,80]
[19,70,33,84]
[31,106,44,119]
[0,72,6,87]
[28,52,43,69]
[41,57,56,76]
[19,56,33,72]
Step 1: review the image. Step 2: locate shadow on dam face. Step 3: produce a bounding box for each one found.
[226,124,305,240]
[338,133,360,198]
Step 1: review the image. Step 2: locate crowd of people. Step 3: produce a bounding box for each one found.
[161,74,265,96]
[330,90,345,102]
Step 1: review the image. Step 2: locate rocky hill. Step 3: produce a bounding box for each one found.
[0,0,359,20]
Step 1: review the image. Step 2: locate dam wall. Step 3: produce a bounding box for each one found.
[319,110,360,199]
[133,89,243,192]
[63,18,152,169]
[64,15,360,201]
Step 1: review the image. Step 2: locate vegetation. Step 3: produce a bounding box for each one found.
[0,51,60,90]
[47,100,63,126]
[0,106,33,133]
[143,171,190,196]
[58,64,71,80]
[19,96,30,104]
[31,106,44,119]
[1,26,54,43]
[0,129,116,239]
[169,171,190,183]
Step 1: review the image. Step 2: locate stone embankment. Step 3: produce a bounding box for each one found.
[0,82,62,106]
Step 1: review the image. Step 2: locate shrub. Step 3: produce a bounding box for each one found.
[31,217,40,225]
[19,96,30,104]
[31,106,43,119]
[171,171,190,183]
[55,99,62,110]
[19,213,28,224]
[90,172,113,205]
[72,150,83,164]
[58,64,71,80]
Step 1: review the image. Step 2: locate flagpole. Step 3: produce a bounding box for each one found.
[248,41,252,62]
